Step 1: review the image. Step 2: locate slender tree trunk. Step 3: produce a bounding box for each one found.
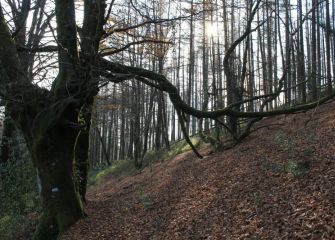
[297,0,306,103]
[134,81,142,168]
[142,88,156,160]
[311,0,318,100]
[199,0,209,136]
[186,0,195,134]
[325,0,332,94]
[285,0,292,104]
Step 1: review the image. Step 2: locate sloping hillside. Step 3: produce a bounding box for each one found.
[63,101,335,240]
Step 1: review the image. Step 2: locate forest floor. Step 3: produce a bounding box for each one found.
[63,101,335,240]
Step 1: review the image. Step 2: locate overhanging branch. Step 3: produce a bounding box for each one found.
[98,57,335,120]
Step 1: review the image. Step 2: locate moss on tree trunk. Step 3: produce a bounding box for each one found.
[0,106,16,163]
[75,103,93,202]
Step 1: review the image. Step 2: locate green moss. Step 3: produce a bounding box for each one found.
[0,215,12,232]
[87,135,207,190]
[88,136,205,186]
[0,214,38,240]
[88,160,135,185]
[0,160,39,213]
[143,136,204,166]
[181,136,200,152]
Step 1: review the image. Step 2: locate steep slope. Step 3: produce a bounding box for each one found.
[63,101,335,240]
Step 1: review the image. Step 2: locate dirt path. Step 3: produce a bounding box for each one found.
[63,102,335,240]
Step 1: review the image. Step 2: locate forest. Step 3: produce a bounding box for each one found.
[0,0,335,239]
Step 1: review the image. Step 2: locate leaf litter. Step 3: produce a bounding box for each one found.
[63,101,335,240]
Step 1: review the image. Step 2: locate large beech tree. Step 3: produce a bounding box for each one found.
[0,0,105,238]
[0,0,334,239]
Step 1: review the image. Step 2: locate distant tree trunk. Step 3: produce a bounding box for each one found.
[297,0,306,103]
[311,0,318,100]
[333,0,335,89]
[155,64,163,151]
[266,1,273,109]
[225,0,238,136]
[127,91,134,159]
[325,0,332,94]
[285,0,292,104]
[119,85,126,159]
[134,81,142,168]
[113,109,119,161]
[161,95,170,148]
[199,0,209,136]
[248,36,255,111]
[142,88,155,160]
[96,126,111,165]
[258,17,267,104]
[186,0,195,134]
[316,1,322,94]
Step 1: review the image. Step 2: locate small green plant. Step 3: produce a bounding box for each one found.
[114,212,122,225]
[303,132,316,158]
[263,161,285,173]
[137,186,152,211]
[273,132,295,152]
[139,194,152,210]
[268,131,311,178]
[285,159,309,178]
[304,145,314,157]
[263,159,309,178]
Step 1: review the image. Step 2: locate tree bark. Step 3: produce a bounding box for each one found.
[32,118,84,239]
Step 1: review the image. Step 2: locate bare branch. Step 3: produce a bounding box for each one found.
[100,39,172,56]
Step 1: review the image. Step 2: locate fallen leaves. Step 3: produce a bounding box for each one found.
[62,102,335,240]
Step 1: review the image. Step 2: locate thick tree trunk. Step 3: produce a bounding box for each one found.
[31,120,84,239]
[1,5,84,239]
[10,91,87,240]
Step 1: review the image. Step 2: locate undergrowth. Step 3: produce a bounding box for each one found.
[266,131,312,178]
[0,156,39,240]
[88,136,203,186]
[144,136,202,166]
[88,159,135,185]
